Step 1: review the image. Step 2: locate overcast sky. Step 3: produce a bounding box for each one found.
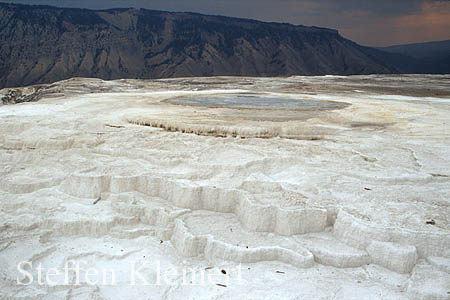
[3,0,450,46]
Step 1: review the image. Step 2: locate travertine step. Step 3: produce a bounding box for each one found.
[293,232,371,268]
[61,174,328,236]
[171,211,314,268]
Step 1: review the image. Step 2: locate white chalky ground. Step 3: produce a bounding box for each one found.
[1,75,449,299]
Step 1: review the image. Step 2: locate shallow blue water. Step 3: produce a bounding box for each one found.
[167,94,343,110]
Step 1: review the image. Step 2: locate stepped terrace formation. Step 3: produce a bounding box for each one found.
[1,75,450,299]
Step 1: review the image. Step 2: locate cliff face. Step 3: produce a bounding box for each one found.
[0,3,398,88]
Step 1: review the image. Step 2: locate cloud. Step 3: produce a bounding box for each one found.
[333,0,450,45]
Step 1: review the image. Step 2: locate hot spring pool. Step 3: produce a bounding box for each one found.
[165,94,346,111]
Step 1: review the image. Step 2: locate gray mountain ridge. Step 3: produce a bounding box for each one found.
[377,40,450,61]
[0,2,446,88]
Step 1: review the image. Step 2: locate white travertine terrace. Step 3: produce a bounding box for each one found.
[0,75,449,299]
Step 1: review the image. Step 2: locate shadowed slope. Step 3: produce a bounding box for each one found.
[0,2,402,88]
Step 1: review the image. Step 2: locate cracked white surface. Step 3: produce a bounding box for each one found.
[1,75,450,299]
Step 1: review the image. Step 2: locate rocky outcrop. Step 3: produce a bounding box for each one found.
[0,3,401,88]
